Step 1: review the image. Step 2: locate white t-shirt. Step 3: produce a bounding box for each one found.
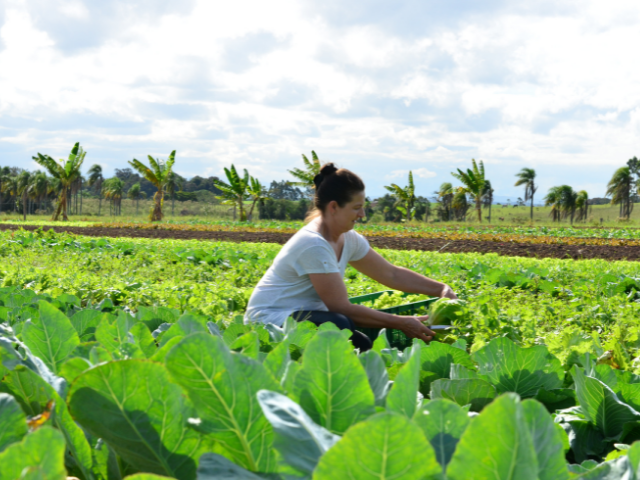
[244,220,370,326]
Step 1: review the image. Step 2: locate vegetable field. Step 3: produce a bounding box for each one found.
[4,229,640,478]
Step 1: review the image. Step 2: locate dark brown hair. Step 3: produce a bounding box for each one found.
[312,163,365,213]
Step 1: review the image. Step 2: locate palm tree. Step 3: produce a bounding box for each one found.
[482,180,494,222]
[451,188,469,221]
[575,190,589,222]
[102,177,125,216]
[247,176,268,221]
[514,168,538,222]
[1,174,18,213]
[166,172,183,216]
[436,182,454,221]
[128,151,176,221]
[214,165,250,221]
[127,183,142,215]
[384,171,417,222]
[288,151,321,193]
[558,185,578,224]
[451,159,486,222]
[32,142,86,221]
[29,172,50,213]
[16,171,32,220]
[606,166,634,219]
[544,186,563,223]
[87,164,104,216]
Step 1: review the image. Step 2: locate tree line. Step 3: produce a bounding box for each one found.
[3,143,639,223]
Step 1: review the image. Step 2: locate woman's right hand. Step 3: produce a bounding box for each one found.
[398,316,436,343]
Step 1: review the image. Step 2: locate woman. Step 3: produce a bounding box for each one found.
[244,163,458,351]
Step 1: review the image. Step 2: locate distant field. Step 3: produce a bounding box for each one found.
[0,197,638,228]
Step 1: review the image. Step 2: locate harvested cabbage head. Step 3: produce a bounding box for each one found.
[428,298,467,326]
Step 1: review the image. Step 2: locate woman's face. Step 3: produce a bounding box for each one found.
[330,191,366,231]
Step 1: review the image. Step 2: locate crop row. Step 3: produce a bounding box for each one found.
[2,285,640,478]
[86,220,640,246]
[2,228,640,358]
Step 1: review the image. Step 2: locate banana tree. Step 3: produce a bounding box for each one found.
[384,171,416,222]
[288,151,321,193]
[214,165,250,221]
[128,151,176,221]
[451,159,486,223]
[247,176,268,221]
[32,142,86,221]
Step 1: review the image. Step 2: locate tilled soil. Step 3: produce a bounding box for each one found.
[1,223,640,261]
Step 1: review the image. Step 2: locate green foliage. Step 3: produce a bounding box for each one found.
[313,412,441,480]
[68,359,212,480]
[292,331,375,434]
[0,427,67,480]
[428,297,468,326]
[165,332,279,472]
[4,229,640,476]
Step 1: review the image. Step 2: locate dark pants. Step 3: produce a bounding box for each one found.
[292,310,373,352]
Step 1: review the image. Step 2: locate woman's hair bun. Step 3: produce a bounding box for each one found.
[313,163,339,189]
[319,163,338,177]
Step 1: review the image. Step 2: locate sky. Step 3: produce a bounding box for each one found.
[1,0,639,201]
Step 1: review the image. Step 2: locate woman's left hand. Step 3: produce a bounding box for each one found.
[440,284,458,300]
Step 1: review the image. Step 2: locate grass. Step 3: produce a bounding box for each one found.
[1,197,640,229]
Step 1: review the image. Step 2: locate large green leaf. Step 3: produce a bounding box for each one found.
[129,322,157,358]
[313,412,441,480]
[0,324,66,397]
[257,390,340,477]
[430,378,497,412]
[447,393,538,480]
[0,392,27,452]
[94,311,142,358]
[472,337,563,397]
[69,309,107,342]
[165,333,279,472]
[555,416,606,463]
[0,426,67,480]
[359,350,390,407]
[263,340,291,385]
[69,359,211,480]
[292,331,375,434]
[420,341,475,378]
[1,365,96,479]
[22,301,79,374]
[573,367,640,439]
[412,398,469,470]
[386,342,421,417]
[522,399,570,480]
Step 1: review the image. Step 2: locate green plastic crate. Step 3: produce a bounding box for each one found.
[349,291,437,350]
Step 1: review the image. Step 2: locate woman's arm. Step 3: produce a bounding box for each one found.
[308,272,437,344]
[349,249,458,299]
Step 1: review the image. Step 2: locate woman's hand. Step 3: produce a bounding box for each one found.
[440,284,458,300]
[398,316,436,343]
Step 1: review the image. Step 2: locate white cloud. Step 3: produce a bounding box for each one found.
[0,0,639,198]
[385,168,435,180]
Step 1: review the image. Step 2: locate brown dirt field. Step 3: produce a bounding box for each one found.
[2,223,640,261]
